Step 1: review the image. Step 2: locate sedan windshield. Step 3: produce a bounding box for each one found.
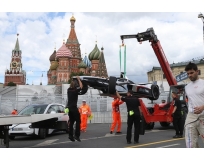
[18,104,48,115]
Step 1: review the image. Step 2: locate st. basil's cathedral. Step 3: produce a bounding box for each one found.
[47,15,108,85]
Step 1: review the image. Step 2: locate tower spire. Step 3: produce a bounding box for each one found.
[14,33,20,51]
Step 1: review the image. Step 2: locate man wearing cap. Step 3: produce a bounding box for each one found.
[116,90,142,144]
[79,100,92,132]
[110,97,124,134]
[11,109,18,115]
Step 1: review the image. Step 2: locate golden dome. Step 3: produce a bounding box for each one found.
[70,15,76,21]
[50,61,58,70]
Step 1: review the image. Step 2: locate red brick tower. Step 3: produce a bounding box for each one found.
[66,15,82,73]
[4,34,26,86]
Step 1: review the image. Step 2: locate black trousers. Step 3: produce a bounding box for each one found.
[126,113,141,142]
[173,114,185,136]
[68,108,81,138]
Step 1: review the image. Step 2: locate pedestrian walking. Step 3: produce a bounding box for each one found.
[184,62,204,148]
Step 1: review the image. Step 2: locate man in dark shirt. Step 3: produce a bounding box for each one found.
[116,90,142,144]
[171,91,184,138]
[67,76,83,142]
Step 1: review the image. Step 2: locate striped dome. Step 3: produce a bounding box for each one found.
[88,44,101,61]
[56,42,72,59]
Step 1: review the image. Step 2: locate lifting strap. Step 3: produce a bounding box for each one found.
[119,41,126,78]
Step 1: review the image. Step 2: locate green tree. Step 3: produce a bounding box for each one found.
[7,82,16,86]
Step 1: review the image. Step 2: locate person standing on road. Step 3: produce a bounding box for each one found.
[116,90,142,144]
[11,109,18,115]
[184,62,204,148]
[66,76,83,142]
[110,97,124,134]
[171,91,184,138]
[79,100,92,132]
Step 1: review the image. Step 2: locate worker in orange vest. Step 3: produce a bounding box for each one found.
[11,109,18,115]
[79,100,91,132]
[110,97,124,134]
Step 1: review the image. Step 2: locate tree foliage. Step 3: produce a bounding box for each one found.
[7,82,16,86]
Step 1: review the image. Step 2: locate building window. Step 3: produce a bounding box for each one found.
[198,70,201,75]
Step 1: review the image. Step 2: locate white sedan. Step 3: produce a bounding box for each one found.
[9,103,69,139]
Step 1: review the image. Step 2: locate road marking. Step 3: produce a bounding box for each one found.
[29,129,171,148]
[157,143,180,148]
[33,139,58,147]
[126,138,184,148]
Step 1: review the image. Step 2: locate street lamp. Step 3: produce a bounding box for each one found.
[198,13,204,41]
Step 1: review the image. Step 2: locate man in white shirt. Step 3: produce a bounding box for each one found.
[184,62,204,148]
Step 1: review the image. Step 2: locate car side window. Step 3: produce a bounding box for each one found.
[47,105,56,114]
[58,105,65,113]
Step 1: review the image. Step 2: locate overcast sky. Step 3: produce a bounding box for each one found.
[0,1,204,85]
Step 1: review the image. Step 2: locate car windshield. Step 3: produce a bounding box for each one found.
[18,104,48,115]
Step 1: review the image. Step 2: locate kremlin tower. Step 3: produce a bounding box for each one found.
[4,34,26,86]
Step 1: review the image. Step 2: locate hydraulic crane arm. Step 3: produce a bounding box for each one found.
[120,28,177,86]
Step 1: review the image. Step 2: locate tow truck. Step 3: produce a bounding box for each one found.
[108,27,187,129]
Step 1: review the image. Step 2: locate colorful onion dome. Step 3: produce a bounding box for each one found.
[88,44,101,60]
[56,41,72,59]
[50,61,58,70]
[83,55,92,68]
[78,60,87,68]
[49,49,56,61]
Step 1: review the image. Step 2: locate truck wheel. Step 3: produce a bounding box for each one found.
[160,122,170,127]
[146,122,155,130]
[9,135,15,140]
[108,76,116,94]
[39,128,47,139]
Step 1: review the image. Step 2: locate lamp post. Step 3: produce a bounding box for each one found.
[198,13,204,41]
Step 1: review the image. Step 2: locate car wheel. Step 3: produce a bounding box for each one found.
[149,85,160,100]
[108,76,116,94]
[39,128,47,139]
[160,122,170,127]
[9,135,15,140]
[78,81,88,95]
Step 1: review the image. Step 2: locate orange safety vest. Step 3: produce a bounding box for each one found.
[112,98,124,113]
[79,104,91,116]
[11,110,18,115]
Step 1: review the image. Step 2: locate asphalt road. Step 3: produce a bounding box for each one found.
[1,122,204,148]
